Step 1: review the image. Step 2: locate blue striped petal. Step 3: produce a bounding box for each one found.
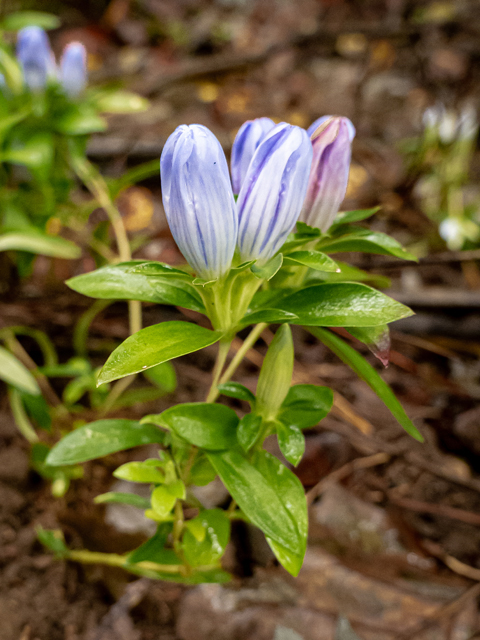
[308,115,356,142]
[300,116,353,232]
[16,27,55,91]
[60,42,87,97]
[231,117,275,194]
[160,124,237,279]
[237,123,313,262]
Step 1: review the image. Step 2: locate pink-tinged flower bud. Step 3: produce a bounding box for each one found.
[300,116,354,233]
[237,123,312,262]
[60,42,87,97]
[231,117,275,194]
[307,115,356,141]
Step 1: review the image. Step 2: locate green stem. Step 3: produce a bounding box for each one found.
[206,323,267,405]
[205,339,232,402]
[172,500,185,553]
[99,374,135,416]
[67,549,185,575]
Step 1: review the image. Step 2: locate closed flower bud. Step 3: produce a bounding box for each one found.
[308,115,356,142]
[256,324,294,419]
[237,123,312,262]
[16,26,55,91]
[60,42,87,97]
[231,117,275,194]
[299,116,353,233]
[160,124,237,280]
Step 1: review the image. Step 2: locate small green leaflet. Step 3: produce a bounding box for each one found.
[0,346,40,395]
[0,231,80,259]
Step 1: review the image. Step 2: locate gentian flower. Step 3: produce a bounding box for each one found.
[237,123,313,262]
[60,42,87,98]
[307,115,356,141]
[299,116,354,233]
[16,26,55,91]
[231,117,275,194]
[160,124,237,280]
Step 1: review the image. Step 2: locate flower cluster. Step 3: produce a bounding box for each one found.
[14,26,87,96]
[160,115,354,279]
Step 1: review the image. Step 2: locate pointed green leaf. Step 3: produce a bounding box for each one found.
[113,459,165,483]
[0,231,80,259]
[67,262,205,312]
[206,450,301,555]
[239,309,298,326]
[237,413,262,452]
[0,346,40,395]
[279,384,333,430]
[183,509,230,567]
[331,206,380,227]
[319,229,417,261]
[276,283,413,327]
[46,419,165,465]
[251,253,283,280]
[156,403,239,450]
[217,382,255,403]
[277,422,305,466]
[310,327,423,441]
[94,492,151,509]
[283,251,340,272]
[98,322,222,385]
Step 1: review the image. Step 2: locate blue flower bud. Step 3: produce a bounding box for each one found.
[16,26,55,91]
[160,124,238,280]
[231,117,275,194]
[300,116,354,232]
[237,123,313,262]
[307,115,356,141]
[60,42,87,97]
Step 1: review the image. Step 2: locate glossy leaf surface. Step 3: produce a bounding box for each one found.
[283,250,340,272]
[98,322,222,385]
[319,228,417,261]
[0,346,40,395]
[279,384,333,429]
[157,403,239,450]
[276,283,413,327]
[46,420,165,465]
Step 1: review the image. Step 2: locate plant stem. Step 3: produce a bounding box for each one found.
[204,323,267,405]
[172,500,185,551]
[99,374,135,416]
[205,339,232,402]
[67,549,185,574]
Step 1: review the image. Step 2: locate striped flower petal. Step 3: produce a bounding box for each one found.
[231,117,275,194]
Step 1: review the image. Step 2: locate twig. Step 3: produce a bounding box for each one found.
[306,452,390,506]
[388,495,480,528]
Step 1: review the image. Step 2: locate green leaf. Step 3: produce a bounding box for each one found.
[251,253,283,280]
[46,419,165,465]
[127,524,175,564]
[283,251,340,273]
[0,346,40,395]
[155,403,239,450]
[151,485,177,517]
[237,413,262,452]
[295,221,321,237]
[277,422,305,466]
[239,309,299,326]
[128,262,191,278]
[143,361,177,393]
[207,450,301,554]
[217,382,255,403]
[0,231,80,259]
[22,391,51,431]
[319,228,418,261]
[305,261,391,288]
[346,325,390,366]
[114,459,165,484]
[3,132,53,170]
[275,283,413,327]
[255,451,307,576]
[279,384,333,430]
[2,11,60,30]
[189,455,218,486]
[331,206,380,227]
[183,509,230,567]
[93,90,149,114]
[67,262,204,311]
[56,107,106,135]
[94,492,151,509]
[36,527,68,557]
[98,322,222,385]
[310,328,423,441]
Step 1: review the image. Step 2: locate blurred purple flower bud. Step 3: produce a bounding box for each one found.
[160,124,237,279]
[237,123,313,262]
[299,116,353,232]
[231,117,275,193]
[16,26,55,91]
[60,42,87,97]
[308,115,356,142]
